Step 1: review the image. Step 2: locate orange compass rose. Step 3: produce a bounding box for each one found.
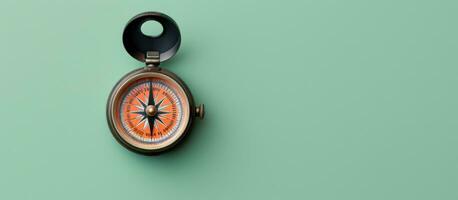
[119,78,182,143]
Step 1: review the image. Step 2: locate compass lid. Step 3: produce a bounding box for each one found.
[123,12,181,63]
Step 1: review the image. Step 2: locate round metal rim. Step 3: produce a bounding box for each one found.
[107,68,195,155]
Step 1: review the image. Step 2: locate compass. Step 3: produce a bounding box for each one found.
[107,12,205,155]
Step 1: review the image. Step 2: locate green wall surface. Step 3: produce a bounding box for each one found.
[1,0,457,199]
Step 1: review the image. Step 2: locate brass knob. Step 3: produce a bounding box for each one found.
[195,104,205,119]
[145,105,157,117]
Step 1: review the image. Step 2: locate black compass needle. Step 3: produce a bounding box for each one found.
[148,81,155,106]
[131,111,146,116]
[157,111,170,115]
[148,117,155,138]
[155,98,164,108]
[155,116,165,125]
[136,97,147,108]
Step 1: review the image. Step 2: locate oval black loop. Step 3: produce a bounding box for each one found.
[123,12,181,62]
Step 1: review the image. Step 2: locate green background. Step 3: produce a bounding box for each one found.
[1,0,457,199]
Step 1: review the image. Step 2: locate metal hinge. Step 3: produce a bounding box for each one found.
[145,51,160,67]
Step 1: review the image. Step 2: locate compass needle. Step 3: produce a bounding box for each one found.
[156,97,165,108]
[135,117,147,128]
[148,81,155,106]
[156,116,165,125]
[157,111,170,115]
[130,111,146,116]
[136,97,147,108]
[147,117,155,139]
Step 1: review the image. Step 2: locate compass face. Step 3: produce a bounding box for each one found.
[109,72,191,151]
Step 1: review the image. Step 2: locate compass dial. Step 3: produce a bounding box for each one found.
[120,79,182,143]
[110,73,191,151]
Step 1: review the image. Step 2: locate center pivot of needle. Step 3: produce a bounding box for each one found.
[146,105,157,116]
